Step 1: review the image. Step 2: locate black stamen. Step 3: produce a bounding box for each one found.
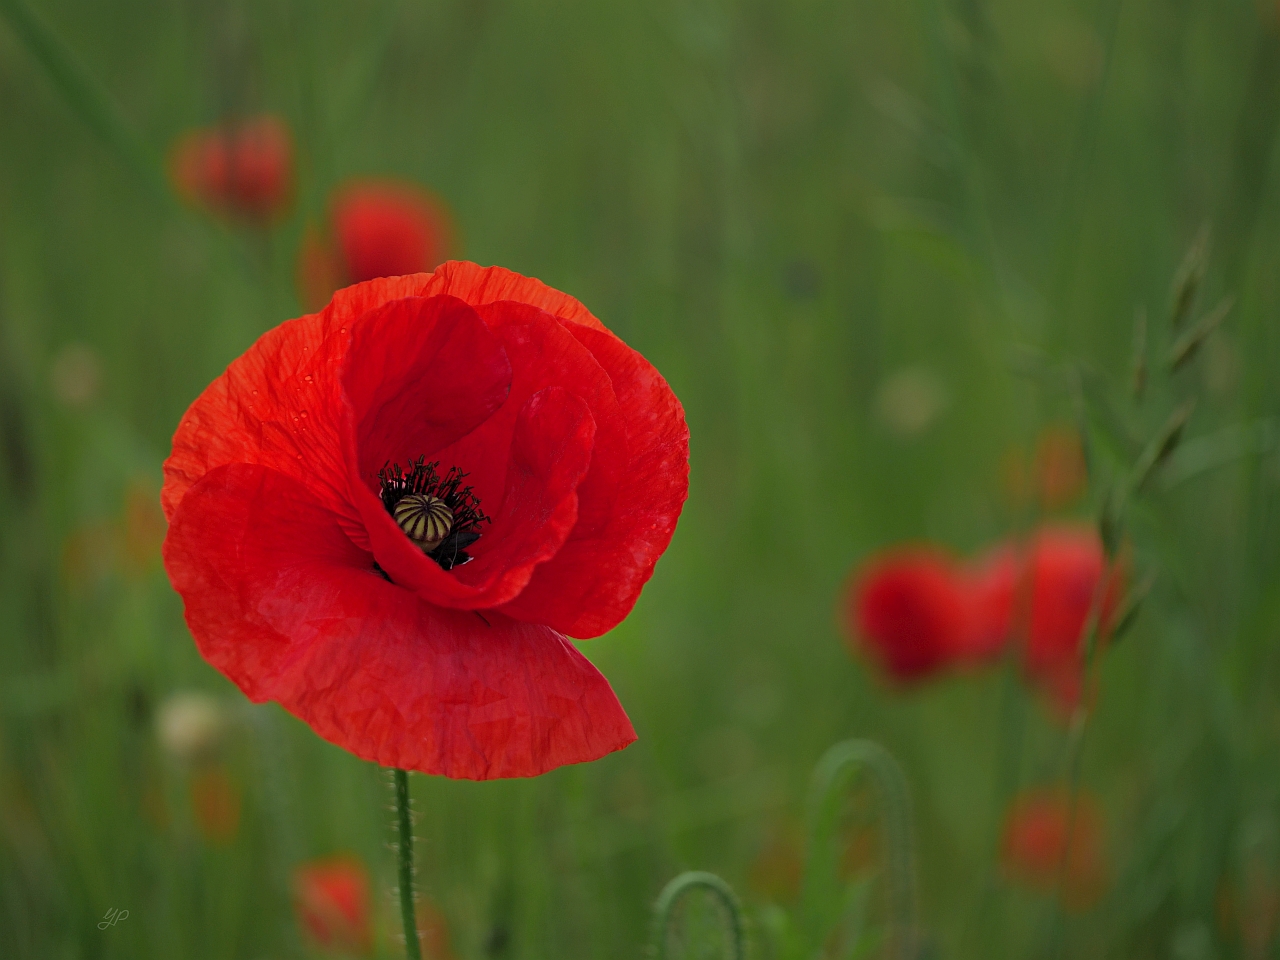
[376,457,489,570]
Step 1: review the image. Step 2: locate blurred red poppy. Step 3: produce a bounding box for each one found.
[294,856,373,956]
[162,262,688,779]
[1001,788,1108,910]
[169,115,293,223]
[1023,526,1124,710]
[298,179,454,310]
[961,542,1021,663]
[845,548,971,683]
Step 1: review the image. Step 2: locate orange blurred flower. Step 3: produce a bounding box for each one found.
[1002,788,1107,911]
[294,856,373,956]
[415,897,457,960]
[122,479,167,575]
[169,115,294,223]
[62,522,117,589]
[297,179,454,310]
[1032,425,1087,510]
[748,825,804,903]
[189,764,240,844]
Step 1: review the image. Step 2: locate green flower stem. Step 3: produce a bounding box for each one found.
[393,769,422,960]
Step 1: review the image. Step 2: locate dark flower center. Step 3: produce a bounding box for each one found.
[377,458,489,570]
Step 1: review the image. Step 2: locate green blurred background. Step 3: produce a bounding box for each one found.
[2,0,1280,957]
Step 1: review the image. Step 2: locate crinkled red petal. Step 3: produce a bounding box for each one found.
[162,274,434,528]
[419,260,606,331]
[500,324,689,637]
[163,462,636,778]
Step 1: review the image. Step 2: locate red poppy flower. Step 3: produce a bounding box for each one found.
[294,856,373,955]
[162,262,688,779]
[169,115,293,223]
[960,542,1020,663]
[298,179,454,310]
[845,548,970,683]
[1001,788,1108,910]
[1024,526,1123,710]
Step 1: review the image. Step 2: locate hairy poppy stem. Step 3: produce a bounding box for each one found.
[806,739,917,960]
[651,871,746,960]
[393,769,422,960]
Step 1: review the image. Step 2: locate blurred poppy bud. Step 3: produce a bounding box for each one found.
[170,115,294,223]
[297,178,454,310]
[156,691,227,764]
[294,856,373,956]
[1002,788,1107,911]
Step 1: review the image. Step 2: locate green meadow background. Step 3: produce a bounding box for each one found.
[2,0,1279,957]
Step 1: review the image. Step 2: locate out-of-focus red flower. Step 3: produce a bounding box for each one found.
[1024,526,1124,710]
[1001,788,1108,911]
[1032,425,1087,510]
[960,542,1021,662]
[845,548,971,683]
[162,262,688,779]
[298,179,454,310]
[189,764,240,844]
[169,115,294,223]
[294,856,373,956]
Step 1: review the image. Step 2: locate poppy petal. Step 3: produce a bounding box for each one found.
[341,294,512,484]
[403,262,689,636]
[162,274,435,526]
[500,324,689,637]
[419,261,607,332]
[164,462,636,778]
[433,302,626,538]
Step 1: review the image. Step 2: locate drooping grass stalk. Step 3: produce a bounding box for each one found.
[393,768,422,960]
[806,739,917,960]
[651,871,746,960]
[0,0,168,201]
